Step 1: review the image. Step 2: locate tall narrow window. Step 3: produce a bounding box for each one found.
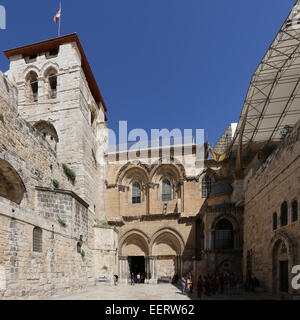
[33,227,42,252]
[292,200,298,222]
[201,175,211,198]
[273,212,278,230]
[132,182,141,204]
[280,201,288,227]
[45,68,57,99]
[162,179,172,202]
[26,71,38,102]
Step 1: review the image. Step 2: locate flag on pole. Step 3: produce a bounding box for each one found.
[54,8,61,24]
[54,3,62,37]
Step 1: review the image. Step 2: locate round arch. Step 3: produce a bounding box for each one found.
[116,162,149,185]
[198,168,218,183]
[34,120,59,151]
[119,229,150,256]
[23,66,40,79]
[149,160,184,183]
[211,215,240,250]
[41,62,59,76]
[34,120,59,140]
[0,158,26,204]
[211,214,240,232]
[150,227,185,255]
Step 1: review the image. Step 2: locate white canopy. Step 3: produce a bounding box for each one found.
[234,0,300,153]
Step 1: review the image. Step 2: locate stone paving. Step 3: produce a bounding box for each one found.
[50,284,277,300]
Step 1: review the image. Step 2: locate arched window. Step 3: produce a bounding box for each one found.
[132,182,141,204]
[273,212,278,230]
[292,200,298,222]
[34,121,59,151]
[45,68,57,99]
[280,201,288,227]
[33,227,42,252]
[214,219,234,250]
[201,175,211,198]
[162,179,172,202]
[26,71,38,102]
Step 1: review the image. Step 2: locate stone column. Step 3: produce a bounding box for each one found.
[144,256,150,283]
[179,255,183,278]
[119,256,128,284]
[149,256,157,284]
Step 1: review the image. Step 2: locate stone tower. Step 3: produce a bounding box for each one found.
[4,33,108,221]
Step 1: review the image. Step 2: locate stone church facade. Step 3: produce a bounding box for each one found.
[1,2,300,300]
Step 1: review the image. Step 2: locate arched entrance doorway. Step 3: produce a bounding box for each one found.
[119,231,149,283]
[151,230,183,283]
[272,239,290,294]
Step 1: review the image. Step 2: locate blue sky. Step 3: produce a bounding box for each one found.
[0,0,295,146]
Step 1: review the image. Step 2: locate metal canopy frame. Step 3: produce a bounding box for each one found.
[233,0,300,154]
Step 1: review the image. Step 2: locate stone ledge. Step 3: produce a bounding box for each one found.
[35,186,89,208]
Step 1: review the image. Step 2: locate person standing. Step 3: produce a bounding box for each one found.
[212,274,218,295]
[131,273,135,286]
[219,273,224,294]
[197,276,204,299]
[186,277,192,295]
[224,272,230,296]
[181,277,186,295]
[204,275,211,296]
[190,276,194,294]
[114,274,119,286]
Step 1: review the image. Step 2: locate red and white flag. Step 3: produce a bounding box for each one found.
[54,8,61,24]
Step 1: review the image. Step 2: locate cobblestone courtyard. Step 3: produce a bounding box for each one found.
[50,284,277,300]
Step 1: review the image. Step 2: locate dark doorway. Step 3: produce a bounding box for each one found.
[128,256,145,283]
[279,260,289,292]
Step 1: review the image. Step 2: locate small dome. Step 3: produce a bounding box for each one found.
[209,184,233,198]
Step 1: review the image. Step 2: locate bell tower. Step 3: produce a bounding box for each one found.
[4,33,108,221]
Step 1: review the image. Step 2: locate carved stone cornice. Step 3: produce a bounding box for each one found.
[107,218,125,227]
[118,185,129,192]
[147,182,159,189]
[122,213,180,222]
[105,180,117,189]
[205,203,244,214]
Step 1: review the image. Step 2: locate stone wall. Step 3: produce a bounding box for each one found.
[0,70,118,299]
[0,72,73,209]
[0,197,90,299]
[243,121,300,296]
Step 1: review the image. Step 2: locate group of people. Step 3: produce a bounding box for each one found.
[130,273,144,285]
[181,272,250,298]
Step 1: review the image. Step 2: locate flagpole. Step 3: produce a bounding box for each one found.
[58,2,61,37]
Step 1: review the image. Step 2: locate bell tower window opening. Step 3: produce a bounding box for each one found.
[47,72,57,99]
[26,71,38,102]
